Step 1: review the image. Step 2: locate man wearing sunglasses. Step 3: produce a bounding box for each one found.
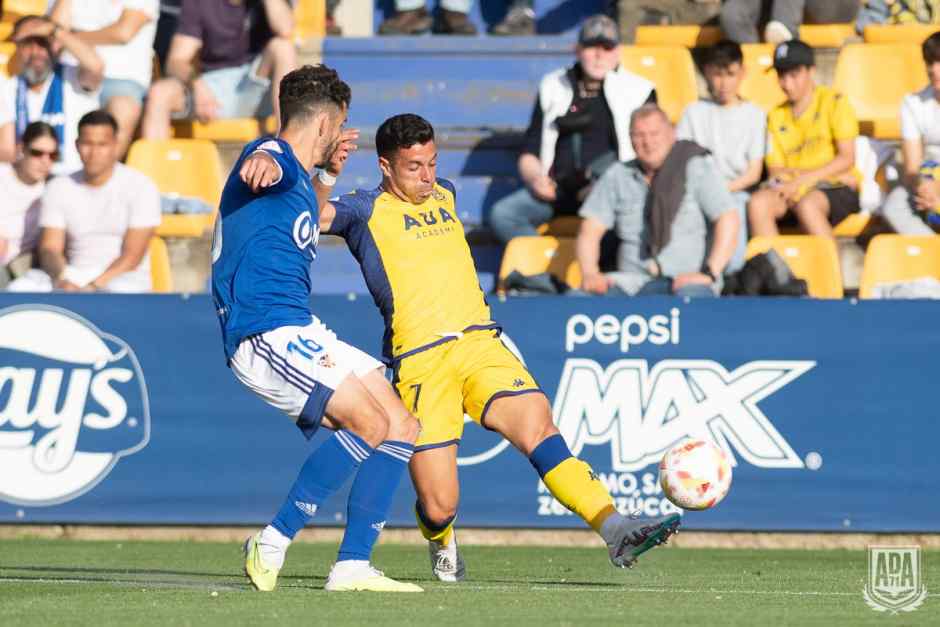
[0,15,103,175]
[488,14,656,246]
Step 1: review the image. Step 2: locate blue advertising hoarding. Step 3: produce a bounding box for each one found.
[0,294,935,532]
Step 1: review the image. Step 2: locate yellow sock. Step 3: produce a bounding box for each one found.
[414,503,455,545]
[543,458,617,532]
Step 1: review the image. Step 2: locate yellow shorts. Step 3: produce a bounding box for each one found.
[393,331,541,450]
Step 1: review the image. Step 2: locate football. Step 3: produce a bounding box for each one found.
[659,439,733,511]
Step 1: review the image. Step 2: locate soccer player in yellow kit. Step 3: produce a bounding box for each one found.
[243,113,680,581]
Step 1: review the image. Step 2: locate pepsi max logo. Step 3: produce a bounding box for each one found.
[0,306,150,506]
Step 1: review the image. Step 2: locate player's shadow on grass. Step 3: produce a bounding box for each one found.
[483,577,624,588]
[0,566,326,589]
[3,564,235,578]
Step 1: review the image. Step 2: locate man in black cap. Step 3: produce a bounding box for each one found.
[747,39,861,239]
[488,14,656,245]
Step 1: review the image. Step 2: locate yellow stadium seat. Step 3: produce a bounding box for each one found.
[0,42,15,79]
[746,235,843,298]
[0,22,12,40]
[739,44,787,112]
[634,25,722,48]
[859,235,940,298]
[832,212,874,238]
[621,46,698,123]
[834,43,927,139]
[498,236,581,292]
[797,23,856,48]
[2,0,46,20]
[536,216,581,237]
[126,139,224,238]
[172,118,263,142]
[864,23,940,44]
[294,0,326,41]
[149,236,173,293]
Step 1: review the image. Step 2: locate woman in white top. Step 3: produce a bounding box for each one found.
[0,121,58,288]
[881,32,940,235]
[48,0,159,157]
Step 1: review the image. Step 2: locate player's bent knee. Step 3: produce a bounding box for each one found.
[420,499,458,527]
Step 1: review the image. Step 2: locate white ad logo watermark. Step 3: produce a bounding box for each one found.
[0,306,150,506]
[864,546,928,613]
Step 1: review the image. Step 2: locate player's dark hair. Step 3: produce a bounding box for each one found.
[77,109,118,134]
[21,121,58,147]
[704,40,744,69]
[279,64,351,130]
[375,114,435,159]
[923,32,940,65]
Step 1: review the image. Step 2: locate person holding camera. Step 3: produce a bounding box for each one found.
[487,15,655,245]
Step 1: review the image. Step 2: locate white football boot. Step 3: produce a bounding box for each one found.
[428,531,466,582]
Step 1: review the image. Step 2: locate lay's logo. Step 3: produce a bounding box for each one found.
[0,306,150,506]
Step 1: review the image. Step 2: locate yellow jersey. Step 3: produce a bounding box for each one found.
[328,179,496,361]
[765,85,860,188]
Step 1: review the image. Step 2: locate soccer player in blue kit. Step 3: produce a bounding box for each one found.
[211,64,423,593]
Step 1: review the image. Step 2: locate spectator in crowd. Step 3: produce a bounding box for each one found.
[140,0,296,139]
[575,104,740,297]
[488,15,655,245]
[8,110,160,293]
[676,40,765,272]
[881,32,940,235]
[0,121,57,288]
[721,0,860,44]
[747,40,860,238]
[48,0,159,158]
[0,15,103,174]
[858,0,940,32]
[379,1,477,35]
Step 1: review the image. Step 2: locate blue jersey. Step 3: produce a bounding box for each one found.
[211,137,320,361]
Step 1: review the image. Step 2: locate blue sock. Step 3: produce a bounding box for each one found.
[528,433,572,478]
[271,430,373,539]
[337,440,414,562]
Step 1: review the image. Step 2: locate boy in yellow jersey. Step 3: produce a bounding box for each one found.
[242,113,680,581]
[747,40,861,239]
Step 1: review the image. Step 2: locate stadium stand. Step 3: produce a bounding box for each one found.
[859,235,940,298]
[863,23,940,43]
[620,45,698,123]
[149,236,173,293]
[746,235,844,298]
[497,235,581,293]
[126,139,224,238]
[834,43,927,139]
[172,117,278,143]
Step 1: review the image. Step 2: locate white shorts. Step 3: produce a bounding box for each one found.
[230,317,383,439]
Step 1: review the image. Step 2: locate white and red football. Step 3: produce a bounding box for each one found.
[659,438,733,511]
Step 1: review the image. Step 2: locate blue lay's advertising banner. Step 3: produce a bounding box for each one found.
[0,294,937,532]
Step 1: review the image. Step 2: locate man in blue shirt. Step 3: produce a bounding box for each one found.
[211,64,421,593]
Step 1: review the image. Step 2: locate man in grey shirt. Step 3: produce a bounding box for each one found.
[575,105,740,297]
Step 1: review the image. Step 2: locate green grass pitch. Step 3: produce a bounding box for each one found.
[0,539,936,626]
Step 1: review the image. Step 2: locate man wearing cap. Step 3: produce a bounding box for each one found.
[748,39,861,238]
[488,14,656,245]
[0,15,103,174]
